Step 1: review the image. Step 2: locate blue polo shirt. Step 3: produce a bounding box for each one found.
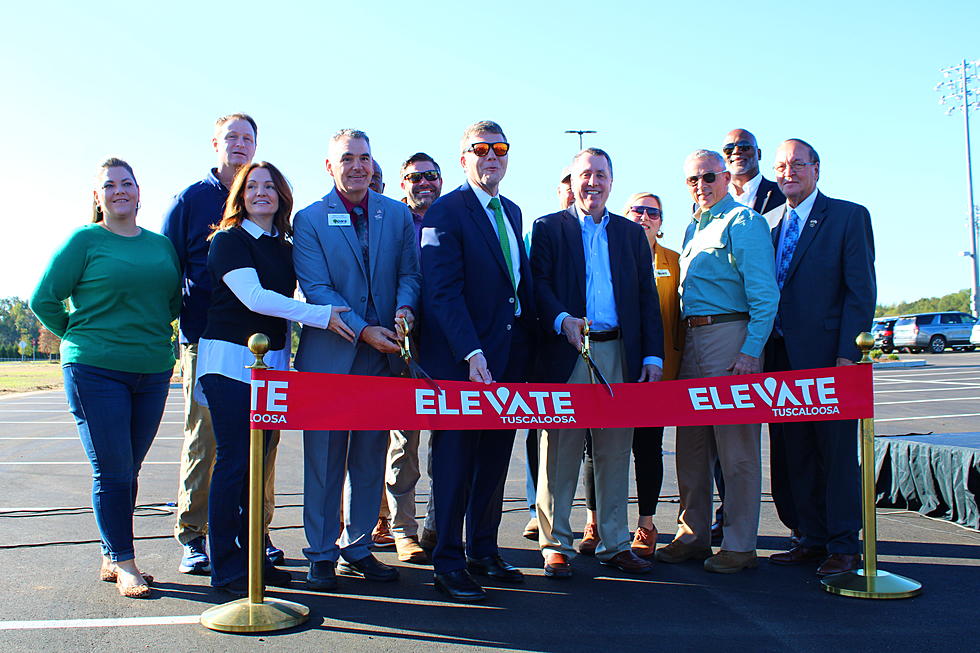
[161,168,228,344]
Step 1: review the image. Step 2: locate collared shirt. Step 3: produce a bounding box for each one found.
[161,168,229,344]
[730,172,762,210]
[468,181,521,315]
[400,198,425,253]
[338,190,369,224]
[553,206,663,369]
[775,188,818,264]
[679,193,779,358]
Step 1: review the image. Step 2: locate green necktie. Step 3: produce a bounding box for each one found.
[488,197,517,292]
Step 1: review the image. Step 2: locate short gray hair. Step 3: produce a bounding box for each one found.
[460,120,506,153]
[572,147,613,178]
[684,149,726,171]
[331,128,370,146]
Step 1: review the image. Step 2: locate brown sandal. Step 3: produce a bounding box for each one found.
[116,576,151,599]
[100,561,153,585]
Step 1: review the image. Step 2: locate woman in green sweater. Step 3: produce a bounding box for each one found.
[30,158,180,599]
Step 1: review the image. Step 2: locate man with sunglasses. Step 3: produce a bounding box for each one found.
[373,152,445,565]
[419,120,534,602]
[765,139,875,578]
[657,150,778,574]
[530,148,663,579]
[723,129,786,217]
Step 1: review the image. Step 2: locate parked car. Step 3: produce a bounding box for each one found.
[871,317,899,353]
[971,321,980,346]
[892,312,977,354]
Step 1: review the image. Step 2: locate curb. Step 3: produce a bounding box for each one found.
[873,359,928,368]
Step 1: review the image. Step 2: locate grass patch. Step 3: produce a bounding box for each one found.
[0,361,64,394]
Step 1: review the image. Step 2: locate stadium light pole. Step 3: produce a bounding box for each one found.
[937,59,980,317]
[565,130,597,150]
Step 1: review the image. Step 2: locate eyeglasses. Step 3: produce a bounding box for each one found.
[467,142,510,157]
[773,161,817,174]
[722,141,756,155]
[630,206,662,218]
[402,170,441,183]
[685,171,725,186]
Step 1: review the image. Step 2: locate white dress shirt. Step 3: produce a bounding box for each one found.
[775,188,818,264]
[730,172,762,209]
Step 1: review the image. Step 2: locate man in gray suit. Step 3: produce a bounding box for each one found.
[293,128,421,591]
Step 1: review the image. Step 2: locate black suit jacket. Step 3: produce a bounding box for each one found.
[419,184,534,382]
[530,208,663,383]
[769,191,876,368]
[754,177,786,215]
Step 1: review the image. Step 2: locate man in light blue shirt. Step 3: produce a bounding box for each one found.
[656,149,778,574]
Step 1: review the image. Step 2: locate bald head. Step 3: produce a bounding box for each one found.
[723,128,761,180]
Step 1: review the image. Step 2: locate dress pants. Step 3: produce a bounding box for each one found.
[175,343,276,545]
[674,320,761,552]
[430,324,530,574]
[537,339,633,562]
[303,345,390,564]
[584,426,665,517]
[768,337,859,553]
[381,428,435,538]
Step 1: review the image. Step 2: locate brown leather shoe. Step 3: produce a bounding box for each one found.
[816,553,860,577]
[578,522,600,556]
[704,550,758,574]
[371,516,395,548]
[654,539,712,564]
[543,552,572,578]
[395,536,429,564]
[769,545,828,566]
[523,517,539,540]
[600,550,653,574]
[789,529,802,548]
[631,526,658,558]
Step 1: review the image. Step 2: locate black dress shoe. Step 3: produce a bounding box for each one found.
[710,521,723,546]
[466,555,524,583]
[434,569,486,602]
[339,554,399,582]
[217,566,291,596]
[307,560,338,591]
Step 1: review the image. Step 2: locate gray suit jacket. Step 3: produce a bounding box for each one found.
[293,188,421,375]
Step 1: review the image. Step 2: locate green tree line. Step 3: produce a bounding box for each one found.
[875,288,972,318]
[0,296,50,358]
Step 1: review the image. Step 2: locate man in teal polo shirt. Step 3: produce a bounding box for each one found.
[655,149,778,574]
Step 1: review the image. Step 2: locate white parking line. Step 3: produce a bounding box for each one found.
[0,615,200,631]
[875,369,980,377]
[875,386,980,394]
[875,412,980,423]
[0,437,184,440]
[0,461,179,465]
[876,396,980,406]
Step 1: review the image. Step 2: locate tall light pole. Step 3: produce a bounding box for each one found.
[937,59,980,316]
[564,130,596,150]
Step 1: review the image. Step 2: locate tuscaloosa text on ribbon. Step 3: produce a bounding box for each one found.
[248,364,873,431]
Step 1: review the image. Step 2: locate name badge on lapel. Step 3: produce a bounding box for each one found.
[655,269,671,277]
[328,213,351,227]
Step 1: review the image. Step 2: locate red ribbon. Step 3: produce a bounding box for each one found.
[249,364,873,431]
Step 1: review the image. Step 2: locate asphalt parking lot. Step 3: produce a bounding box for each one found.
[0,355,978,652]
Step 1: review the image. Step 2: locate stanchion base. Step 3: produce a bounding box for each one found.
[200,597,310,633]
[821,569,922,599]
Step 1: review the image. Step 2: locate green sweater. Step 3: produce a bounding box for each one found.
[30,224,181,374]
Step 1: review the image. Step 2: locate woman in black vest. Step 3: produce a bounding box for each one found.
[197,161,352,594]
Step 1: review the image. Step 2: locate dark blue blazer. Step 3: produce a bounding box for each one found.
[770,191,876,368]
[419,184,534,381]
[530,208,663,384]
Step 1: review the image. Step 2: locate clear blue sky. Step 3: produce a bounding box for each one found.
[3,1,978,307]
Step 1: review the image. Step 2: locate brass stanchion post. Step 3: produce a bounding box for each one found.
[200,333,310,632]
[821,332,922,599]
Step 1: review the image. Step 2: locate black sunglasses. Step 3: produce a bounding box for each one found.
[630,206,662,218]
[467,142,510,157]
[402,170,441,183]
[685,171,725,186]
[722,141,756,155]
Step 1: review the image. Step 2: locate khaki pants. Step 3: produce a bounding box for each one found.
[673,320,761,552]
[537,339,633,562]
[174,343,278,544]
[379,429,435,538]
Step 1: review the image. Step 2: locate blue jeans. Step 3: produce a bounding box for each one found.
[200,373,272,587]
[62,363,171,562]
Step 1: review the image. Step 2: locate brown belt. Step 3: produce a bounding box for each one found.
[685,312,749,328]
[589,328,620,342]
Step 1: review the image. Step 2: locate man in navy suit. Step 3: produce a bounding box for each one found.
[530,148,663,578]
[765,139,875,577]
[419,120,534,602]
